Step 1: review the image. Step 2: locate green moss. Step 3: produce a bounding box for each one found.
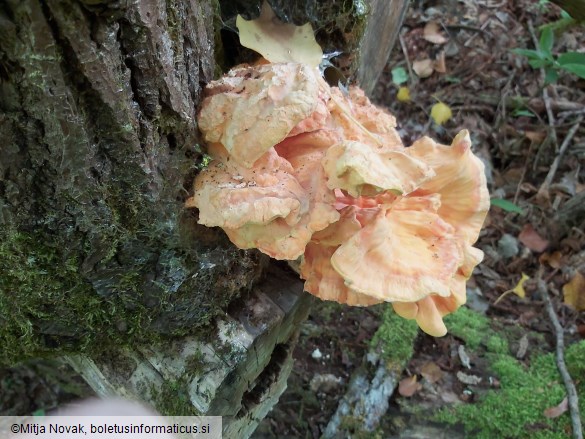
[185,350,207,378]
[486,335,509,354]
[444,306,490,350]
[339,415,383,439]
[151,378,201,417]
[434,334,585,438]
[0,228,162,365]
[371,306,419,366]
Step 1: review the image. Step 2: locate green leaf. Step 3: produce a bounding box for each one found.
[512,109,535,118]
[561,63,585,79]
[538,28,554,54]
[391,67,408,85]
[528,59,549,68]
[490,198,524,214]
[512,48,544,59]
[544,66,559,84]
[558,52,585,66]
[32,409,45,417]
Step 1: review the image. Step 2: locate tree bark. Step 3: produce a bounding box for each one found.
[1,0,409,434]
[0,0,267,365]
[0,0,407,366]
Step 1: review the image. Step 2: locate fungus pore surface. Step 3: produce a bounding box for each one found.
[187,61,490,337]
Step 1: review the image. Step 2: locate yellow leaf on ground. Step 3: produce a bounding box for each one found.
[512,273,530,298]
[236,1,323,67]
[397,86,411,102]
[431,102,452,125]
[563,272,585,311]
[494,273,529,304]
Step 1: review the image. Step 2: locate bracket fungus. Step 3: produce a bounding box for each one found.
[186,8,489,337]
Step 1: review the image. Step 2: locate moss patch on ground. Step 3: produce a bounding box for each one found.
[371,305,419,366]
[434,307,585,439]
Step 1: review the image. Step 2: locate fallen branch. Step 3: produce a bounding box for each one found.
[537,273,583,439]
[462,94,584,113]
[537,115,584,198]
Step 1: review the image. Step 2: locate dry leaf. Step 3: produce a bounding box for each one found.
[563,272,585,311]
[516,334,529,359]
[539,251,563,269]
[518,224,549,252]
[236,1,323,67]
[440,391,460,403]
[420,362,444,383]
[413,59,434,78]
[544,397,568,419]
[456,371,482,385]
[423,22,449,44]
[458,345,471,369]
[525,131,546,143]
[397,86,411,102]
[431,102,453,125]
[398,375,422,397]
[433,50,447,73]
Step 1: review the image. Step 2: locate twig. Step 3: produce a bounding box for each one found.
[538,115,584,197]
[558,107,585,120]
[398,32,416,85]
[464,19,490,47]
[447,92,584,113]
[527,19,559,152]
[513,140,535,204]
[537,272,583,439]
[484,0,507,8]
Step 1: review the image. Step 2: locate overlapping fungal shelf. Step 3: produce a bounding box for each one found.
[186,61,489,337]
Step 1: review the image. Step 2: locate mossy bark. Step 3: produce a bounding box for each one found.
[0,0,267,365]
[0,0,406,367]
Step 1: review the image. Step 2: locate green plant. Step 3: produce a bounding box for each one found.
[490,198,525,214]
[512,27,585,83]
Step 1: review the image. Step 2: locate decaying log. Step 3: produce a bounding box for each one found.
[67,266,312,438]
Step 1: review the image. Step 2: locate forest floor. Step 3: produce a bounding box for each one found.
[255,0,585,438]
[1,0,584,438]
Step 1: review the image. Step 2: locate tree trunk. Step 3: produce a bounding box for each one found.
[1,0,408,434]
[0,0,408,366]
[1,0,270,365]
